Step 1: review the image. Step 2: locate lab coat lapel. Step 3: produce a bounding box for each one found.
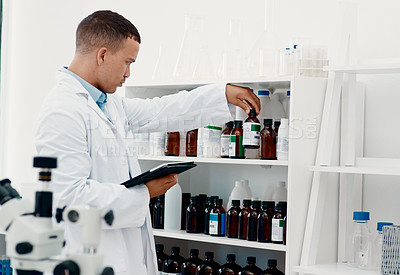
[87,97,115,127]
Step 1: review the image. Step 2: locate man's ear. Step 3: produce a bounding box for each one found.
[96,47,108,65]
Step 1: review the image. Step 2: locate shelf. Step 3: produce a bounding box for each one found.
[153,229,287,252]
[293,263,379,275]
[310,165,400,176]
[138,155,289,166]
[324,63,400,74]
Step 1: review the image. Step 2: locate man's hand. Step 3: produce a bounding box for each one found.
[145,173,178,198]
[226,84,261,115]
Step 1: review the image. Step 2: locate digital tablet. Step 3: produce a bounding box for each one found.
[121,161,197,188]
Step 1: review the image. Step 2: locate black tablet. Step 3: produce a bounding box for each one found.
[121,161,197,188]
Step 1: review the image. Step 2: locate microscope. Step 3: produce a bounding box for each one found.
[0,157,114,275]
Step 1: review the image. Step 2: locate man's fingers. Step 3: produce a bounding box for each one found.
[236,100,251,114]
[244,93,261,114]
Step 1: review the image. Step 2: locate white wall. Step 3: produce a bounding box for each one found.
[2,0,400,266]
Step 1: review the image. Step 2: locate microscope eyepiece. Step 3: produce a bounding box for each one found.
[33,157,57,169]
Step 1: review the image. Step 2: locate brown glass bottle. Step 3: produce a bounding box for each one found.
[257,201,275,243]
[153,194,165,229]
[260,119,276,160]
[210,198,226,237]
[262,259,284,275]
[149,197,157,227]
[165,132,180,156]
[238,257,263,275]
[182,249,203,275]
[197,194,207,233]
[163,246,185,274]
[271,203,285,244]
[186,129,198,157]
[243,109,261,149]
[181,193,191,230]
[273,121,281,135]
[229,120,245,159]
[247,200,261,241]
[197,252,220,275]
[204,196,218,235]
[186,196,200,233]
[238,199,251,240]
[221,121,234,158]
[227,200,241,238]
[156,244,168,273]
[219,254,242,275]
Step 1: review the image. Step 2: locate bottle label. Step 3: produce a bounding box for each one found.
[221,134,230,156]
[271,218,283,241]
[229,135,244,157]
[162,273,180,275]
[243,122,261,146]
[277,136,289,153]
[221,213,226,235]
[209,213,226,235]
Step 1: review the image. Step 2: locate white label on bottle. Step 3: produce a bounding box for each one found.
[243,122,260,146]
[221,134,230,156]
[209,213,219,235]
[229,135,236,157]
[277,136,289,153]
[271,218,283,242]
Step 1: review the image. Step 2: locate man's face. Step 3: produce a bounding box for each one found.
[98,37,140,93]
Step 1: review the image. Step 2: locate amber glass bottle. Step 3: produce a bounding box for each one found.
[260,119,276,160]
[165,132,180,156]
[210,199,226,237]
[163,246,185,274]
[229,120,245,159]
[238,199,251,240]
[243,109,261,149]
[238,257,263,275]
[197,252,220,275]
[156,244,168,273]
[219,254,242,275]
[204,196,218,235]
[271,203,285,244]
[227,200,241,238]
[262,259,284,275]
[182,249,203,275]
[186,129,198,156]
[247,200,261,241]
[181,193,191,230]
[257,201,275,243]
[153,195,165,229]
[186,196,200,233]
[221,121,234,158]
[197,194,207,233]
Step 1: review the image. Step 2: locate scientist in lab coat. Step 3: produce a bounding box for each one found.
[35,10,260,275]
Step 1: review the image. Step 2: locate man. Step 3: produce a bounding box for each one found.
[35,10,260,274]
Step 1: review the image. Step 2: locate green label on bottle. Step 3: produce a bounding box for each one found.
[251,124,261,131]
[238,136,244,156]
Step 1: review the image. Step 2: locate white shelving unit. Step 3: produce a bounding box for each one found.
[293,263,379,275]
[125,76,328,273]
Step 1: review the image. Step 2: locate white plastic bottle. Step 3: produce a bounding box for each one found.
[276,118,289,160]
[227,180,249,210]
[371,222,393,270]
[282,90,290,119]
[349,211,371,268]
[258,90,271,123]
[164,182,182,230]
[241,179,253,199]
[265,93,286,121]
[271,181,287,203]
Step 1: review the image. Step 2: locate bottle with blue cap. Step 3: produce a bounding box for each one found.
[371,222,393,270]
[349,211,371,268]
[257,90,271,124]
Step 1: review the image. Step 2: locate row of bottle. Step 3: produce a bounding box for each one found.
[151,193,287,244]
[348,211,394,271]
[156,245,285,275]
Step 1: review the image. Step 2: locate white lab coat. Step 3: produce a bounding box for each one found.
[35,70,233,275]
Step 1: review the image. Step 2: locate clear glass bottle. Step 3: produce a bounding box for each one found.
[210,198,226,237]
[262,259,284,275]
[156,244,168,275]
[238,256,263,275]
[229,120,245,159]
[221,121,234,158]
[163,246,185,274]
[260,119,276,160]
[197,252,220,275]
[182,248,203,275]
[371,222,393,270]
[243,109,261,149]
[349,211,371,267]
[227,200,241,238]
[186,129,198,157]
[165,132,180,156]
[219,254,242,275]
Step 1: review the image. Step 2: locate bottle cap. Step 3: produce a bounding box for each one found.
[247,256,256,264]
[226,121,234,127]
[205,251,214,258]
[182,193,191,200]
[268,259,277,266]
[159,194,165,199]
[190,249,199,257]
[232,200,240,207]
[171,246,180,254]
[249,109,257,117]
[216,198,223,206]
[258,90,270,96]
[234,120,243,126]
[287,90,290,96]
[377,222,393,232]
[243,199,251,206]
[190,196,197,203]
[155,244,164,252]
[274,120,281,127]
[251,200,261,207]
[263,119,273,126]
[227,254,236,261]
[262,201,275,209]
[353,211,370,221]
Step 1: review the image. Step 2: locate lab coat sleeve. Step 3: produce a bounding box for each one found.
[122,83,234,133]
[35,97,149,230]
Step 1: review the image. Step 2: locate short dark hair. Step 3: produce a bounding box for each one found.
[76,10,141,54]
